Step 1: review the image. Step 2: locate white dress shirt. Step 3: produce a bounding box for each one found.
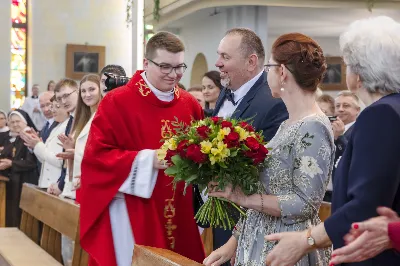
[217,70,264,118]
[344,121,355,133]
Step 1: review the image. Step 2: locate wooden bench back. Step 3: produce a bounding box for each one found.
[19,183,88,266]
[318,201,331,222]
[132,245,203,266]
[0,175,9,228]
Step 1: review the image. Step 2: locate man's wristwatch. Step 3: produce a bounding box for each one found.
[306,228,317,247]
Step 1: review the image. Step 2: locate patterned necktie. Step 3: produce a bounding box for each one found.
[225,89,236,106]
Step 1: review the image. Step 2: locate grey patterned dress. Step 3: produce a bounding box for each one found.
[233,114,335,266]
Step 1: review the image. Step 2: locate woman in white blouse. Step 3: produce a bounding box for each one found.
[57,74,102,201]
[34,99,69,188]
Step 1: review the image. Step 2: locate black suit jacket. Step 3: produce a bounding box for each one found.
[213,72,288,141]
[209,72,288,254]
[332,124,354,182]
[325,93,400,265]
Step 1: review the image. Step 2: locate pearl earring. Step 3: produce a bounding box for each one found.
[280,88,285,92]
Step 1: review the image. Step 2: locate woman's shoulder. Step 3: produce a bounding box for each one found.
[296,114,334,143]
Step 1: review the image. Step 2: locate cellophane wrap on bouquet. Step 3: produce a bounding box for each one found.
[158,116,269,230]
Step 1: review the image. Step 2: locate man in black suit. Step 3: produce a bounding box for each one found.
[206,28,288,262]
[322,91,361,202]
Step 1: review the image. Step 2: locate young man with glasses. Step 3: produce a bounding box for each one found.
[46,79,78,196]
[80,31,205,266]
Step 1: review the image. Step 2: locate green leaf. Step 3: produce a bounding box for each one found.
[230,150,238,157]
[186,174,198,183]
[165,166,179,176]
[171,155,184,166]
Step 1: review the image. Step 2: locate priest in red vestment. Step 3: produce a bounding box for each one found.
[79,32,206,266]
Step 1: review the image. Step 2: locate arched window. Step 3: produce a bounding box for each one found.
[11,0,27,109]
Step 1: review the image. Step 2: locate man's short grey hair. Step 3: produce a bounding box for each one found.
[39,91,53,99]
[336,90,361,108]
[340,16,400,95]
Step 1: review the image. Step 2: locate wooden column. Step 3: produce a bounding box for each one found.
[0,176,9,227]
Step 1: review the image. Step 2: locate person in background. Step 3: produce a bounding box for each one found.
[21,96,69,189]
[0,109,38,227]
[47,80,56,91]
[317,94,336,202]
[187,86,205,108]
[99,64,127,96]
[265,16,400,266]
[21,84,46,130]
[47,79,79,196]
[0,110,10,149]
[317,94,335,116]
[38,91,58,143]
[202,71,223,117]
[56,74,102,201]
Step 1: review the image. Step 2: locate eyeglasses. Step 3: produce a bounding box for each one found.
[147,59,187,75]
[56,90,77,103]
[264,63,281,72]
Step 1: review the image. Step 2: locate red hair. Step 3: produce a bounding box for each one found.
[272,33,327,91]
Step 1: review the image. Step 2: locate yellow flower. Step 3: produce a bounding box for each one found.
[235,126,249,141]
[210,141,231,163]
[209,155,217,165]
[166,138,177,150]
[189,139,195,143]
[217,127,231,141]
[156,149,167,161]
[200,140,213,154]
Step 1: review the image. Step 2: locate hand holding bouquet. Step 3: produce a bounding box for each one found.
[158,117,269,230]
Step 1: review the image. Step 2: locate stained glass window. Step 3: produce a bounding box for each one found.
[11,0,27,109]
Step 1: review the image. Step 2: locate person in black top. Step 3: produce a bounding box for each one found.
[202,71,223,117]
[0,109,38,227]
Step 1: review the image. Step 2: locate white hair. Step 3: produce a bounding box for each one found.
[39,91,53,99]
[340,16,400,95]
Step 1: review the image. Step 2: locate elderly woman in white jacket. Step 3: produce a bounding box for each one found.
[21,99,70,188]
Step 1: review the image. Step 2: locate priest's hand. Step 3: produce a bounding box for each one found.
[58,133,75,150]
[56,149,75,160]
[0,159,12,170]
[153,151,168,170]
[208,181,247,207]
[203,236,237,266]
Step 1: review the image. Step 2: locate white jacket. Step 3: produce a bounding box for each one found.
[34,119,68,188]
[61,113,95,199]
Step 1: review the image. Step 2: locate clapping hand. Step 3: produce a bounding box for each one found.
[330,207,400,264]
[58,133,75,150]
[20,129,41,148]
[56,149,75,160]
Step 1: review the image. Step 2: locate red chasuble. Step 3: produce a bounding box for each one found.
[80,70,206,266]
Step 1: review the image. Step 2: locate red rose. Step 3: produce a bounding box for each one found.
[245,137,260,151]
[221,121,233,129]
[252,145,269,164]
[211,117,221,124]
[223,132,240,148]
[186,144,207,163]
[165,149,178,164]
[177,140,189,152]
[177,139,189,158]
[239,121,255,132]
[196,125,210,139]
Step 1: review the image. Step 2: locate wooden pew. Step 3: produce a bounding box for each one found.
[132,245,203,266]
[318,201,332,222]
[0,184,88,266]
[0,175,9,227]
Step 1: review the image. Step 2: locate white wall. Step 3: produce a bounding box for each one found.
[0,0,11,111]
[166,6,269,88]
[28,0,132,94]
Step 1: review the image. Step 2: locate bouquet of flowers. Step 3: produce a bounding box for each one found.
[157,117,269,230]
